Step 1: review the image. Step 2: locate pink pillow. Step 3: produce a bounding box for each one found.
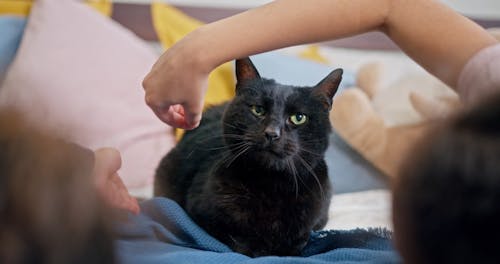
[0,0,175,197]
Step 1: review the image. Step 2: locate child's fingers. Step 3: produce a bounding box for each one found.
[183,100,203,129]
[113,173,140,214]
[109,173,141,214]
[167,105,199,129]
[151,104,173,126]
[93,149,140,214]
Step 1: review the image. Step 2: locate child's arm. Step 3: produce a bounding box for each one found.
[143,0,497,128]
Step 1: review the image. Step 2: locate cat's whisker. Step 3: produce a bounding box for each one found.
[223,122,257,137]
[193,129,248,143]
[212,147,241,173]
[302,138,327,144]
[187,150,195,159]
[286,158,299,199]
[222,134,247,139]
[227,141,253,152]
[291,160,313,194]
[223,122,241,130]
[223,144,252,168]
[206,141,248,151]
[194,135,225,145]
[215,142,250,168]
[223,124,255,137]
[191,133,252,152]
[298,147,322,157]
[296,155,325,199]
[205,145,229,151]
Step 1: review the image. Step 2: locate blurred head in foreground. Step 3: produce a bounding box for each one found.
[393,93,500,263]
[0,110,115,263]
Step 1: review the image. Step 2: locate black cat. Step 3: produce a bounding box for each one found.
[155,57,342,257]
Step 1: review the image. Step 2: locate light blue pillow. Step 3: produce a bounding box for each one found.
[250,51,387,193]
[0,16,26,80]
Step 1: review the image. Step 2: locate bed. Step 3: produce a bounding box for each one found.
[2,0,498,262]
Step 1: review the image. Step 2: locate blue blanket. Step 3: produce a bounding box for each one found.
[115,198,401,264]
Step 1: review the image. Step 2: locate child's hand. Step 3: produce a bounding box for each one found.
[93,148,140,214]
[143,34,209,130]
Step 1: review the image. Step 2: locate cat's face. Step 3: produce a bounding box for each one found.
[222,58,342,170]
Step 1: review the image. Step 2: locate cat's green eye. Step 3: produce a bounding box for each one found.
[290,114,307,125]
[251,105,266,117]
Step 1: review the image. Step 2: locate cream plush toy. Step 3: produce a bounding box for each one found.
[330,62,460,180]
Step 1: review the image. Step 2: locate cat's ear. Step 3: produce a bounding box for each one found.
[236,57,261,84]
[313,69,343,110]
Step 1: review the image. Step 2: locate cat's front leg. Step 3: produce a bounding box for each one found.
[312,199,330,231]
[225,232,309,257]
[224,235,261,257]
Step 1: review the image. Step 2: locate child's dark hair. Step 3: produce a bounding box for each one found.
[393,93,500,264]
[0,110,115,263]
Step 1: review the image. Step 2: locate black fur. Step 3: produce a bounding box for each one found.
[155,58,342,257]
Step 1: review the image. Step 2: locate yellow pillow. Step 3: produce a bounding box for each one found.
[298,45,329,64]
[151,2,235,139]
[0,0,112,17]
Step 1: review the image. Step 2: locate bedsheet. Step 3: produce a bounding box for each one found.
[115,198,401,264]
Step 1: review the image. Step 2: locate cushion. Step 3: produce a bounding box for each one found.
[0,0,175,197]
[0,16,25,81]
